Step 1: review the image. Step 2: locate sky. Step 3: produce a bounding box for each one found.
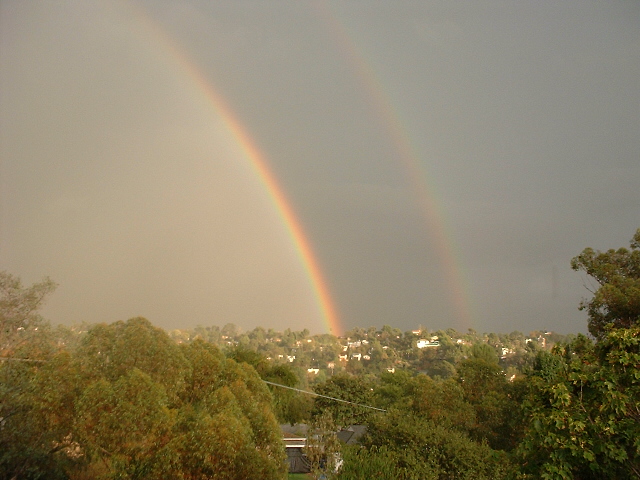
[1,1,639,336]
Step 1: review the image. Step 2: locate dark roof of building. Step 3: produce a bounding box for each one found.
[280,423,309,437]
[337,425,367,445]
[281,423,367,446]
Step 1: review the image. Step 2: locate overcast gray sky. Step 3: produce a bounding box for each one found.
[1,1,638,335]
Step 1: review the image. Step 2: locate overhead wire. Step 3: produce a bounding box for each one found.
[262,380,386,412]
[0,358,387,412]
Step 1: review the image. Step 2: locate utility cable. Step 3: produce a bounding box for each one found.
[262,380,387,412]
[0,357,46,362]
[1,357,386,413]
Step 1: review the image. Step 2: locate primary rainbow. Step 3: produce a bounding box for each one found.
[314,4,474,330]
[128,5,342,335]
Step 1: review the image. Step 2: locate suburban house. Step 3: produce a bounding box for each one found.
[280,424,367,474]
[281,424,310,474]
[416,339,440,348]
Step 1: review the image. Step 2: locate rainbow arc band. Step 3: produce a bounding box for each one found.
[312,3,473,330]
[129,5,342,335]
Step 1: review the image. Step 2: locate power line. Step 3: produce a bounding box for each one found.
[0,356,46,363]
[0,357,385,413]
[262,380,386,413]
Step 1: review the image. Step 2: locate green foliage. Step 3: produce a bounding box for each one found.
[519,328,640,479]
[75,368,173,478]
[337,445,415,480]
[226,344,270,373]
[179,339,226,405]
[305,411,342,480]
[457,356,525,451]
[166,381,286,480]
[312,374,375,426]
[373,369,414,409]
[425,359,457,379]
[1,307,287,480]
[571,228,640,339]
[73,317,190,403]
[409,375,476,433]
[0,352,80,479]
[356,411,512,480]
[226,344,312,424]
[268,366,313,425]
[470,343,500,364]
[0,271,56,358]
[0,273,73,480]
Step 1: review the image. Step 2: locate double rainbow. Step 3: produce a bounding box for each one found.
[128,2,473,335]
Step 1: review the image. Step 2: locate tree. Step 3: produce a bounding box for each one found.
[457,350,524,451]
[221,322,240,338]
[425,359,457,379]
[518,328,640,479]
[180,339,227,405]
[0,271,56,357]
[356,410,512,480]
[0,351,83,480]
[0,273,69,479]
[2,315,288,480]
[571,228,640,339]
[73,317,190,404]
[409,375,476,433]
[177,340,287,479]
[304,411,342,480]
[226,345,311,424]
[74,369,173,478]
[517,230,640,478]
[312,374,375,426]
[374,369,414,410]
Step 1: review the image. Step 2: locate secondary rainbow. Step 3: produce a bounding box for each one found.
[128,5,342,335]
[314,4,473,330]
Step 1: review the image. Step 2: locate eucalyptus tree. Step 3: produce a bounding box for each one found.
[0,271,56,358]
[571,228,640,339]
